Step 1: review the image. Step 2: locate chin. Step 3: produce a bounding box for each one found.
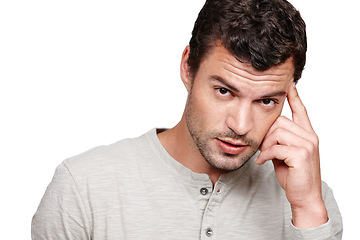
[205,151,255,172]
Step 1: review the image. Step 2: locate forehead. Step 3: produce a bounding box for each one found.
[198,44,295,91]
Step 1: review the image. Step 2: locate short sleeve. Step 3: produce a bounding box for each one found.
[31,162,91,240]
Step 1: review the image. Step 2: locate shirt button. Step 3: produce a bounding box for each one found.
[200,187,208,195]
[205,228,213,237]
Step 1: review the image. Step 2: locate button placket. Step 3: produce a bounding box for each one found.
[197,183,213,220]
[200,182,227,239]
[201,193,220,238]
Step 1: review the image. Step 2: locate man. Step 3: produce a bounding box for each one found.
[32,0,342,239]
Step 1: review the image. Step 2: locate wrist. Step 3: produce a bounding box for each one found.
[291,200,328,229]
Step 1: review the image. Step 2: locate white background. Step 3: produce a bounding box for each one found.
[1,0,359,238]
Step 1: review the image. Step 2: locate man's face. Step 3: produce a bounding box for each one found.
[184,44,295,172]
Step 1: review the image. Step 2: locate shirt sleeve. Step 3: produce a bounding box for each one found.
[31,162,91,240]
[289,181,343,240]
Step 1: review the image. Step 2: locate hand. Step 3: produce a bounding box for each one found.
[255,83,328,229]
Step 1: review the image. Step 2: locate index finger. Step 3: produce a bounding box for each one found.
[287,83,314,133]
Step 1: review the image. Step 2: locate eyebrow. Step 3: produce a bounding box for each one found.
[210,75,240,93]
[209,75,287,98]
[261,91,287,98]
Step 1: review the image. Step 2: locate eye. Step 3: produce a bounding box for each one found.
[261,99,274,105]
[216,87,231,96]
[258,98,278,107]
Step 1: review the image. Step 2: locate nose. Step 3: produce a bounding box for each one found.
[225,102,253,136]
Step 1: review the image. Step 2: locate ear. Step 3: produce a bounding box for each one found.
[180,45,192,92]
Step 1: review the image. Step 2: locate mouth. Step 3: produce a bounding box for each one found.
[215,138,248,155]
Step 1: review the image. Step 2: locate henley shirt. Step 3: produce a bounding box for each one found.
[32,128,343,239]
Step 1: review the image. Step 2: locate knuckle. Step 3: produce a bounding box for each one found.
[273,126,286,135]
[302,105,308,115]
[302,139,318,157]
[308,133,319,147]
[304,141,315,152]
[298,147,310,159]
[277,116,290,123]
[271,116,287,128]
[313,134,320,145]
[269,145,281,157]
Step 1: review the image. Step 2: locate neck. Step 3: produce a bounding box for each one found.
[158,114,226,185]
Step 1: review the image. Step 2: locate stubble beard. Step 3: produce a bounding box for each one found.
[185,90,259,172]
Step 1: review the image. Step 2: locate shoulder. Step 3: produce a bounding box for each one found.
[62,129,156,180]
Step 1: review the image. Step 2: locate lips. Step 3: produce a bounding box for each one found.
[215,138,247,155]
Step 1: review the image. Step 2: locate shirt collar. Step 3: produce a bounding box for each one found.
[147,128,258,185]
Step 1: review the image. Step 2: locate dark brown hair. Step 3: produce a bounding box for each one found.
[188,0,307,82]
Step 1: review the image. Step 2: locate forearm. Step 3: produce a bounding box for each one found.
[289,182,343,240]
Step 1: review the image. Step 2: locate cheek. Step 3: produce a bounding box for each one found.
[188,86,229,130]
[197,97,226,127]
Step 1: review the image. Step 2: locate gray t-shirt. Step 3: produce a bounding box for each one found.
[32,129,343,239]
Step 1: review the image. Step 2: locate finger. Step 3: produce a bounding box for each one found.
[263,115,314,142]
[255,145,298,166]
[287,84,314,133]
[260,126,311,152]
[256,145,288,165]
